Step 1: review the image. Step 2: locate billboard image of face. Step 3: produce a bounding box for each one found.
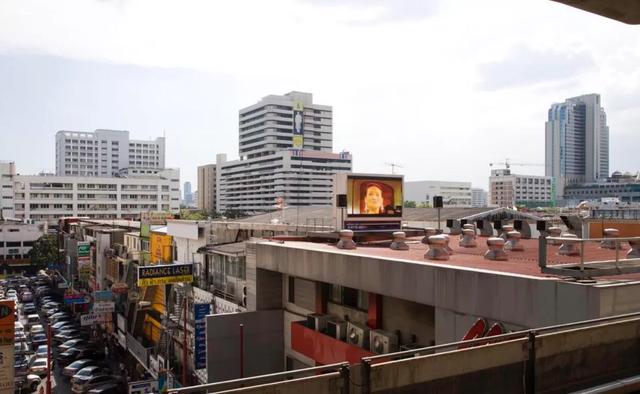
[346,176,403,217]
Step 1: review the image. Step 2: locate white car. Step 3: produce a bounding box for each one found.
[28,358,50,377]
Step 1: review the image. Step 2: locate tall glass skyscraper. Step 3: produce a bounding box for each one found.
[545,94,609,198]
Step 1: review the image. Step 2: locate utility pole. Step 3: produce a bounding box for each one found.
[46,323,52,394]
[182,293,188,386]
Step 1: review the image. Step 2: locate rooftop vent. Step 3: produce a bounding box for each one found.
[390,232,409,251]
[421,228,437,244]
[547,227,562,245]
[425,235,449,261]
[558,233,581,256]
[505,230,524,252]
[601,228,620,250]
[459,228,477,248]
[484,237,507,261]
[337,229,356,250]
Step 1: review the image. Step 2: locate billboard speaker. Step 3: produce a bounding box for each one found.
[460,219,468,226]
[476,220,484,229]
[337,194,347,208]
[493,220,502,230]
[536,220,547,231]
[446,219,454,228]
[514,220,522,231]
[433,196,443,208]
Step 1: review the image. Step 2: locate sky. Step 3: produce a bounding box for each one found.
[0,0,639,190]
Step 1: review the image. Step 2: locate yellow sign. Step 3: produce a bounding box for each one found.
[138,275,193,287]
[150,233,172,264]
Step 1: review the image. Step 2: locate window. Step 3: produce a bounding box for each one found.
[329,285,368,310]
[288,277,295,303]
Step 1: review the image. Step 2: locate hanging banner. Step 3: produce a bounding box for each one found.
[292,100,304,149]
[93,301,115,313]
[80,313,108,326]
[194,303,210,370]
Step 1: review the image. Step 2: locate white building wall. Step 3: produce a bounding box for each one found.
[404,180,472,207]
[471,188,487,208]
[1,165,180,224]
[55,129,166,177]
[0,221,44,261]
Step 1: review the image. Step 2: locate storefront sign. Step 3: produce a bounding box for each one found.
[64,293,91,305]
[128,380,158,394]
[111,282,129,294]
[0,300,15,394]
[80,313,107,326]
[93,290,113,302]
[194,303,210,370]
[77,241,91,258]
[137,263,193,286]
[92,301,115,313]
[78,260,92,281]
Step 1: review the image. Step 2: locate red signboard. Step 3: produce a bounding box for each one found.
[290,321,374,365]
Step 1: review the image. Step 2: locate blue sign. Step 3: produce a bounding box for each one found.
[193,303,210,370]
[93,290,113,302]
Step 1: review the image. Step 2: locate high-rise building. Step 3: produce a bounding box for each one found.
[55,129,166,177]
[489,169,554,208]
[404,180,472,207]
[471,188,488,208]
[216,92,352,213]
[197,156,223,214]
[183,181,192,206]
[545,94,609,198]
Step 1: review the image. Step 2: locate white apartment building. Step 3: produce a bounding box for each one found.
[1,163,180,224]
[471,188,488,208]
[489,169,555,208]
[0,220,45,264]
[0,161,16,219]
[404,180,472,207]
[55,129,166,177]
[216,91,352,213]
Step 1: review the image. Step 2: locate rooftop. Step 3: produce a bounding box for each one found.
[264,235,640,283]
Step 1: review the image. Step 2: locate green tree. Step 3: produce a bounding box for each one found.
[180,209,209,220]
[404,200,417,208]
[29,234,59,269]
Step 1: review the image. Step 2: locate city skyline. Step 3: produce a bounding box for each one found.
[1,0,639,190]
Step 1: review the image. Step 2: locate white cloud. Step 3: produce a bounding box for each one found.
[0,0,639,188]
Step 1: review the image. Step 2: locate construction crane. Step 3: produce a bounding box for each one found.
[385,162,403,175]
[489,158,544,170]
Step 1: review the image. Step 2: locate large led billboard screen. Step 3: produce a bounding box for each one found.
[346,176,403,217]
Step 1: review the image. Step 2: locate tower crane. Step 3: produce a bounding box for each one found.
[489,158,544,170]
[385,162,403,175]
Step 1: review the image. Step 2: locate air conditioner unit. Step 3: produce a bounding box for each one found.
[306,313,329,332]
[346,321,370,348]
[326,319,347,341]
[369,329,399,354]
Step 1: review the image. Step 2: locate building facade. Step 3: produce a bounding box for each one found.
[404,180,472,207]
[489,169,554,208]
[55,129,166,177]
[215,92,352,213]
[545,94,609,198]
[0,220,44,266]
[563,171,640,205]
[1,163,180,223]
[183,181,193,206]
[471,188,488,208]
[197,160,220,214]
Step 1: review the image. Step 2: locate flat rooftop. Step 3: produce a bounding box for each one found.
[267,235,640,282]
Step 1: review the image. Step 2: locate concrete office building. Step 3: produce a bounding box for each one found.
[404,180,472,207]
[216,92,352,213]
[55,129,166,177]
[489,169,554,208]
[0,161,16,219]
[0,162,180,224]
[564,171,640,205]
[545,94,609,198]
[471,188,488,207]
[197,158,222,214]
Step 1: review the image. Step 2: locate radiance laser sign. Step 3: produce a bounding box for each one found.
[137,263,194,286]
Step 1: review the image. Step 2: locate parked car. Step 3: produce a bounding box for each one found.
[52,321,77,332]
[63,359,99,378]
[55,329,87,343]
[22,302,37,314]
[31,333,48,349]
[14,354,31,372]
[59,338,86,352]
[15,373,42,392]
[20,291,34,302]
[72,375,121,394]
[59,347,105,364]
[34,345,49,359]
[28,357,50,377]
[14,341,30,356]
[29,324,45,338]
[71,365,112,385]
[25,314,41,328]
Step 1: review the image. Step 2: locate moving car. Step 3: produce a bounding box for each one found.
[72,375,121,394]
